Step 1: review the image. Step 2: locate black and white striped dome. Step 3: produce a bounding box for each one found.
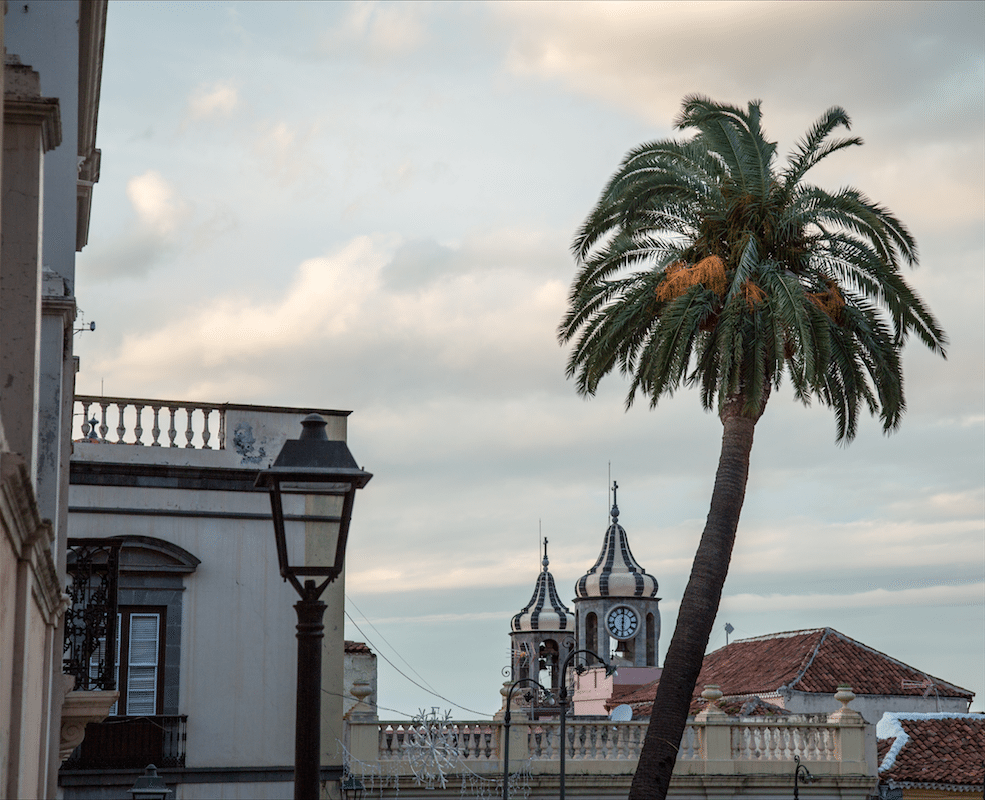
[511,550,572,633]
[575,483,658,599]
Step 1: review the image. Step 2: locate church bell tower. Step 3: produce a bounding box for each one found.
[573,482,661,668]
[509,539,575,695]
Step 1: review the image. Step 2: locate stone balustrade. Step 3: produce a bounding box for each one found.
[75,395,223,449]
[348,707,870,780]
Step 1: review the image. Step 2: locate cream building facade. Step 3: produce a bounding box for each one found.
[0,3,109,798]
[60,399,356,800]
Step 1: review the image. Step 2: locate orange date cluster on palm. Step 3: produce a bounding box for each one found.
[657,258,845,324]
[656,256,768,329]
[655,256,728,301]
[807,280,845,323]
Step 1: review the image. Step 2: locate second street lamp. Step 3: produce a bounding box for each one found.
[558,648,614,800]
[793,755,815,800]
[502,677,554,800]
[255,414,372,800]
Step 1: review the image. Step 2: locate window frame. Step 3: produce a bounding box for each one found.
[114,605,167,716]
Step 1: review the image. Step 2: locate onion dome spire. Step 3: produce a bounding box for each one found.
[575,481,658,599]
[511,537,572,632]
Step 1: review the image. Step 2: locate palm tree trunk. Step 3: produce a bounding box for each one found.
[628,411,757,800]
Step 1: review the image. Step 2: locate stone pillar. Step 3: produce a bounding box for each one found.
[1,56,61,478]
[694,685,733,774]
[1,54,62,800]
[828,686,871,776]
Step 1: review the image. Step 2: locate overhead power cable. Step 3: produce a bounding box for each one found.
[343,608,493,718]
[345,594,442,696]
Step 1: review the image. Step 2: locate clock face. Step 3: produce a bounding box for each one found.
[606,606,639,640]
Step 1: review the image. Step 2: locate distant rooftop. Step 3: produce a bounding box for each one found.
[878,713,985,789]
[611,627,974,716]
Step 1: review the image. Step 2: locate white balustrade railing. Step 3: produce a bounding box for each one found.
[731,721,838,761]
[367,714,861,770]
[379,723,499,762]
[75,396,224,450]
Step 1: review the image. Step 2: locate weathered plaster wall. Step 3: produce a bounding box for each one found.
[783,689,970,724]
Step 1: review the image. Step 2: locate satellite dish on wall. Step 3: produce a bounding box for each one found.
[609,704,633,722]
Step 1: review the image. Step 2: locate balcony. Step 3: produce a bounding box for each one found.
[62,715,187,770]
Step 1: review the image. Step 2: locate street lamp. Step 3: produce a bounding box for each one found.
[558,649,614,800]
[502,677,555,800]
[127,764,173,800]
[793,755,815,800]
[255,414,372,800]
[339,775,365,800]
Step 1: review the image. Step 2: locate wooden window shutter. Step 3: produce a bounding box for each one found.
[126,613,160,715]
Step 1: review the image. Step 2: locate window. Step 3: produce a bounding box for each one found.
[114,607,166,716]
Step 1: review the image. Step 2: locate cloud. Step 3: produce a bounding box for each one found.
[496,2,983,127]
[494,1,985,232]
[82,171,191,280]
[79,231,570,399]
[252,120,322,186]
[186,82,238,121]
[126,171,190,236]
[721,581,984,614]
[317,1,429,62]
[728,517,984,575]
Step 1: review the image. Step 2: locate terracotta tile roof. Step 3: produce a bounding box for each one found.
[879,713,985,788]
[696,628,973,699]
[344,640,373,654]
[877,737,893,764]
[610,628,974,715]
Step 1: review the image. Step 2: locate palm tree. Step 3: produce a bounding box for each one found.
[558,96,946,800]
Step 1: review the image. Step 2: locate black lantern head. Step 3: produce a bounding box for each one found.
[255,414,372,596]
[128,764,173,800]
[340,776,365,799]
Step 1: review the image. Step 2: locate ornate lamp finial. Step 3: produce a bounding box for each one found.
[610,481,620,522]
[542,536,549,570]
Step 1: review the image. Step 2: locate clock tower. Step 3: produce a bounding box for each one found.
[572,482,661,668]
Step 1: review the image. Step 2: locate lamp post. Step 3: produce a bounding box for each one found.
[558,649,613,800]
[502,677,554,800]
[339,775,365,800]
[793,755,815,800]
[127,764,173,800]
[255,414,372,800]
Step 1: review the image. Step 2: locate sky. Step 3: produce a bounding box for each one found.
[73,1,983,718]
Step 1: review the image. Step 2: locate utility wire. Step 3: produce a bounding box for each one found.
[321,687,414,719]
[343,609,493,718]
[345,594,441,695]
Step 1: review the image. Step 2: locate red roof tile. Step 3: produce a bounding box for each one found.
[696,628,973,699]
[613,628,974,715]
[879,714,985,788]
[344,640,373,654]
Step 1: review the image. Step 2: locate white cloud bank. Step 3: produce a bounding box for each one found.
[186,82,238,121]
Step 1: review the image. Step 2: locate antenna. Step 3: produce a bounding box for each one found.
[901,679,941,712]
[73,309,96,336]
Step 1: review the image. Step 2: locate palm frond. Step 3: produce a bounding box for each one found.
[561,96,946,439]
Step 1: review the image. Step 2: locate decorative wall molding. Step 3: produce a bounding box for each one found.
[59,683,120,763]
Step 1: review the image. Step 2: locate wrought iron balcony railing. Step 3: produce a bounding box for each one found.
[62,715,187,770]
[64,538,122,692]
